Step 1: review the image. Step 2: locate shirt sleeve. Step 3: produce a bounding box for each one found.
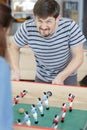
[69,20,86,47]
[14,22,28,47]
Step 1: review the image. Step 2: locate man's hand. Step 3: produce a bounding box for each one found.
[52,74,64,85]
[11,70,20,81]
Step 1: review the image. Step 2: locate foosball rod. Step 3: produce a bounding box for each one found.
[80,122,87,130]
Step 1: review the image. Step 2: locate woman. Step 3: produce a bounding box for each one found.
[0,3,13,130]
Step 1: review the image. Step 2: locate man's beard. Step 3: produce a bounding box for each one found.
[39,28,51,37]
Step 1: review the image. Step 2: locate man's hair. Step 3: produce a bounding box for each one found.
[33,0,60,19]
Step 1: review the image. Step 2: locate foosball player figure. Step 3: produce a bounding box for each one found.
[24,111,31,126]
[61,103,67,122]
[68,93,75,112]
[43,92,49,110]
[20,90,28,98]
[13,95,20,104]
[37,98,44,116]
[31,104,38,124]
[52,114,59,129]
[17,119,22,125]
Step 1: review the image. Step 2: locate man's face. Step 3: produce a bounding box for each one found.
[35,16,59,37]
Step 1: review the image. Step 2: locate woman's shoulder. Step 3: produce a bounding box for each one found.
[0,56,8,64]
[0,56,9,70]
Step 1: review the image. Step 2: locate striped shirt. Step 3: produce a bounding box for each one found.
[14,17,86,82]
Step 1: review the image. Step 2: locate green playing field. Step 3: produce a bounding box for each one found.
[13,103,87,130]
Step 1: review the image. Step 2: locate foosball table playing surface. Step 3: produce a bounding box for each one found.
[12,81,87,130]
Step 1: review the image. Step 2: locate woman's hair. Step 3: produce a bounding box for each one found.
[33,0,60,19]
[0,3,13,57]
[0,26,7,57]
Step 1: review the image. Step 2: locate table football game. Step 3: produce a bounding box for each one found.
[12,81,87,130]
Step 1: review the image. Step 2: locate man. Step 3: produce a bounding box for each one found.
[9,0,86,85]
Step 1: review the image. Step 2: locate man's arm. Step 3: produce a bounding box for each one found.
[52,44,84,85]
[9,37,20,80]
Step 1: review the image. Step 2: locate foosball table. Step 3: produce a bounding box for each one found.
[12,81,87,130]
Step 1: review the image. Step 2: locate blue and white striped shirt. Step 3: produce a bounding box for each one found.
[14,17,86,82]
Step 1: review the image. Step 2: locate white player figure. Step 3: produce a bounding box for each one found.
[37,98,44,116]
[17,119,22,125]
[52,114,59,129]
[31,104,38,124]
[68,93,75,112]
[43,92,49,110]
[24,111,31,126]
[61,103,67,122]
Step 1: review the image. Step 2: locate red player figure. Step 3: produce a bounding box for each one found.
[20,92,25,98]
[68,93,75,112]
[13,95,20,104]
[20,90,28,98]
[61,103,67,122]
[52,114,59,129]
